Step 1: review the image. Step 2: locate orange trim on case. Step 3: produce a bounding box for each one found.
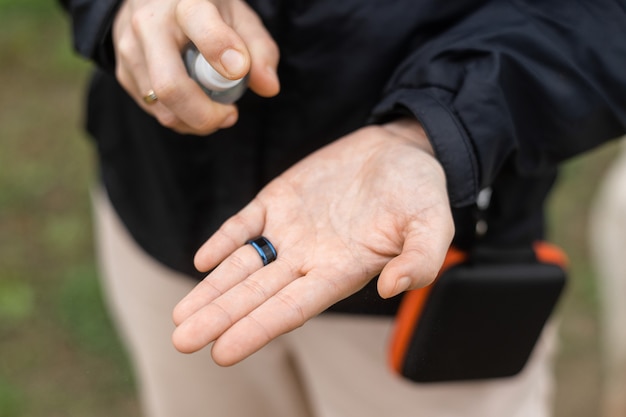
[388,247,467,374]
[533,241,569,269]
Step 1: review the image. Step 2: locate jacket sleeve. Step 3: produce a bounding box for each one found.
[57,0,122,72]
[371,0,626,207]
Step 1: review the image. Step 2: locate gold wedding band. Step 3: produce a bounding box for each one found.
[143,89,158,105]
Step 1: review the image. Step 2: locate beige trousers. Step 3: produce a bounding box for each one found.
[589,138,626,417]
[93,189,557,417]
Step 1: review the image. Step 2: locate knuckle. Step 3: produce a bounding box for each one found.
[244,314,272,345]
[176,0,209,22]
[214,226,244,251]
[224,213,255,238]
[275,292,306,327]
[174,1,191,23]
[190,112,218,131]
[259,37,280,62]
[114,35,135,61]
[151,78,178,101]
[212,302,236,327]
[320,273,343,298]
[228,251,252,272]
[240,278,269,300]
[407,246,440,283]
[130,7,152,34]
[129,11,144,34]
[193,112,231,134]
[275,257,301,279]
[155,111,181,129]
[177,0,223,31]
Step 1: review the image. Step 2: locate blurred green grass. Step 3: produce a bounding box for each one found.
[0,2,138,417]
[0,1,619,417]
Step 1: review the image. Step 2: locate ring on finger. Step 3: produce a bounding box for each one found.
[246,236,277,266]
[143,89,158,105]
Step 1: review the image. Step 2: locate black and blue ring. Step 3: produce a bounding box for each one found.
[247,236,277,266]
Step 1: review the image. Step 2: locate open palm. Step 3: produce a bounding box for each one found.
[172,120,454,365]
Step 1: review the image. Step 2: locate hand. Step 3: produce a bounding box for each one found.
[171,119,455,365]
[112,0,280,135]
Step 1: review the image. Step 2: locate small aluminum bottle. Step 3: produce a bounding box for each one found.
[183,44,248,104]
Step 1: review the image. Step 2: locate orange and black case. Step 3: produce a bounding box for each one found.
[388,242,568,383]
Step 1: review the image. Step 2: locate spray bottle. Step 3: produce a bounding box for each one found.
[183,43,248,104]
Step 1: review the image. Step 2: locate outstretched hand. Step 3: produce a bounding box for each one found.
[172,119,454,365]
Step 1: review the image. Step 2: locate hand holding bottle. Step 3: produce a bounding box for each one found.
[112,0,280,135]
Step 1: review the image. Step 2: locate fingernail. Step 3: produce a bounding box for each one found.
[391,276,412,298]
[220,49,246,76]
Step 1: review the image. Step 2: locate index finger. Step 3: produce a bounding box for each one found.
[176,0,251,79]
[194,199,266,272]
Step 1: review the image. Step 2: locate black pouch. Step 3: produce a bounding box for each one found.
[388,242,567,383]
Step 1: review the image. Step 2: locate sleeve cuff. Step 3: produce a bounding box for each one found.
[69,0,122,72]
[371,87,480,207]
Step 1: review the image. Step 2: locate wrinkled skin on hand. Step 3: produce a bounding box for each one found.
[112,0,280,134]
[172,119,455,366]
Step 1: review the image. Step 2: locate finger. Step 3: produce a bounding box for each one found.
[173,244,265,325]
[377,219,454,299]
[113,6,172,118]
[209,269,349,366]
[194,200,266,272]
[115,31,186,128]
[231,2,280,97]
[177,0,250,79]
[172,258,299,353]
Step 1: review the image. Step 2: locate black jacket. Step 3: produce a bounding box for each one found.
[59,0,626,313]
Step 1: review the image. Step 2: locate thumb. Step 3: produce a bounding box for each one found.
[377,228,453,299]
[231,2,280,97]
